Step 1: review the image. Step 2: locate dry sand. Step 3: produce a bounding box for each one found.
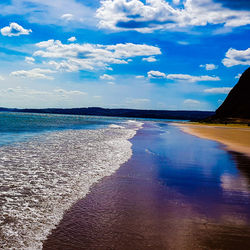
[175,123,250,157]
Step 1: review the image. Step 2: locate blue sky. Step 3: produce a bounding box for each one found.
[0,0,249,110]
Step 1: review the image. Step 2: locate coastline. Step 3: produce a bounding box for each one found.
[175,123,250,158]
[43,121,250,250]
[0,122,141,249]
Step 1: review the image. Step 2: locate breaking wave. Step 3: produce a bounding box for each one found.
[0,121,143,249]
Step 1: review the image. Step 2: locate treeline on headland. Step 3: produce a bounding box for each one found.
[0,107,214,121]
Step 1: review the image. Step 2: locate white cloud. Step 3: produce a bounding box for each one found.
[10,68,55,80]
[33,39,161,72]
[222,48,250,67]
[147,70,220,82]
[166,74,220,82]
[0,75,4,80]
[1,22,32,37]
[0,0,95,28]
[25,56,35,64]
[61,13,74,21]
[96,0,250,33]
[0,87,48,96]
[107,81,115,85]
[184,99,201,106]
[100,74,115,80]
[106,43,161,58]
[147,70,167,79]
[126,98,150,103]
[235,73,242,79]
[136,75,144,79]
[142,56,157,62]
[204,87,232,94]
[54,89,87,95]
[173,0,180,4]
[177,41,189,45]
[68,36,76,42]
[0,87,87,99]
[48,60,81,72]
[200,63,218,70]
[125,97,150,108]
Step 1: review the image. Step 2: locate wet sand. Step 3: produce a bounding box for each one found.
[177,123,250,157]
[43,122,250,250]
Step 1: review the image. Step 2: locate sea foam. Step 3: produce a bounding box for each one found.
[0,121,143,249]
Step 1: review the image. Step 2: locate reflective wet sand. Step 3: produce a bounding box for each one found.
[44,122,250,250]
[0,124,139,249]
[178,123,250,157]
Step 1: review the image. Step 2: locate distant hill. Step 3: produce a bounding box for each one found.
[0,107,214,121]
[215,67,250,119]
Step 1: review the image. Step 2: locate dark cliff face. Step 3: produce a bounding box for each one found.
[216,67,250,119]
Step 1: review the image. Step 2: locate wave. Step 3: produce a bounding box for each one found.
[0,121,143,249]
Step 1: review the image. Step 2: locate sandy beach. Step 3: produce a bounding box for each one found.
[176,123,250,157]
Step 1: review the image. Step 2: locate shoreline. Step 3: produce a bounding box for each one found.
[175,123,250,158]
[0,124,140,249]
[43,121,250,250]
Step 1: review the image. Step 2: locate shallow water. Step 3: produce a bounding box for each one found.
[0,112,127,146]
[0,114,143,249]
[44,122,250,250]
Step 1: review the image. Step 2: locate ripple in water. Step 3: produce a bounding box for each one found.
[0,121,143,249]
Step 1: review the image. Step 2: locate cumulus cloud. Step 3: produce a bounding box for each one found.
[142,56,157,62]
[1,22,32,37]
[33,39,161,72]
[96,0,250,33]
[166,74,220,82]
[147,71,220,82]
[147,70,167,79]
[100,74,115,80]
[222,48,250,67]
[25,56,35,64]
[68,36,76,42]
[200,63,218,70]
[10,68,55,80]
[136,75,145,79]
[61,13,74,21]
[204,87,232,94]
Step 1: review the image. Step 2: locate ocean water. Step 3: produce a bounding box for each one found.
[2,113,250,249]
[0,112,130,146]
[0,112,143,249]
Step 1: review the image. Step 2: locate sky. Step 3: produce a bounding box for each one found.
[0,0,249,110]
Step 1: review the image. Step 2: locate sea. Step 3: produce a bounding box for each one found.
[0,112,143,249]
[1,112,250,249]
